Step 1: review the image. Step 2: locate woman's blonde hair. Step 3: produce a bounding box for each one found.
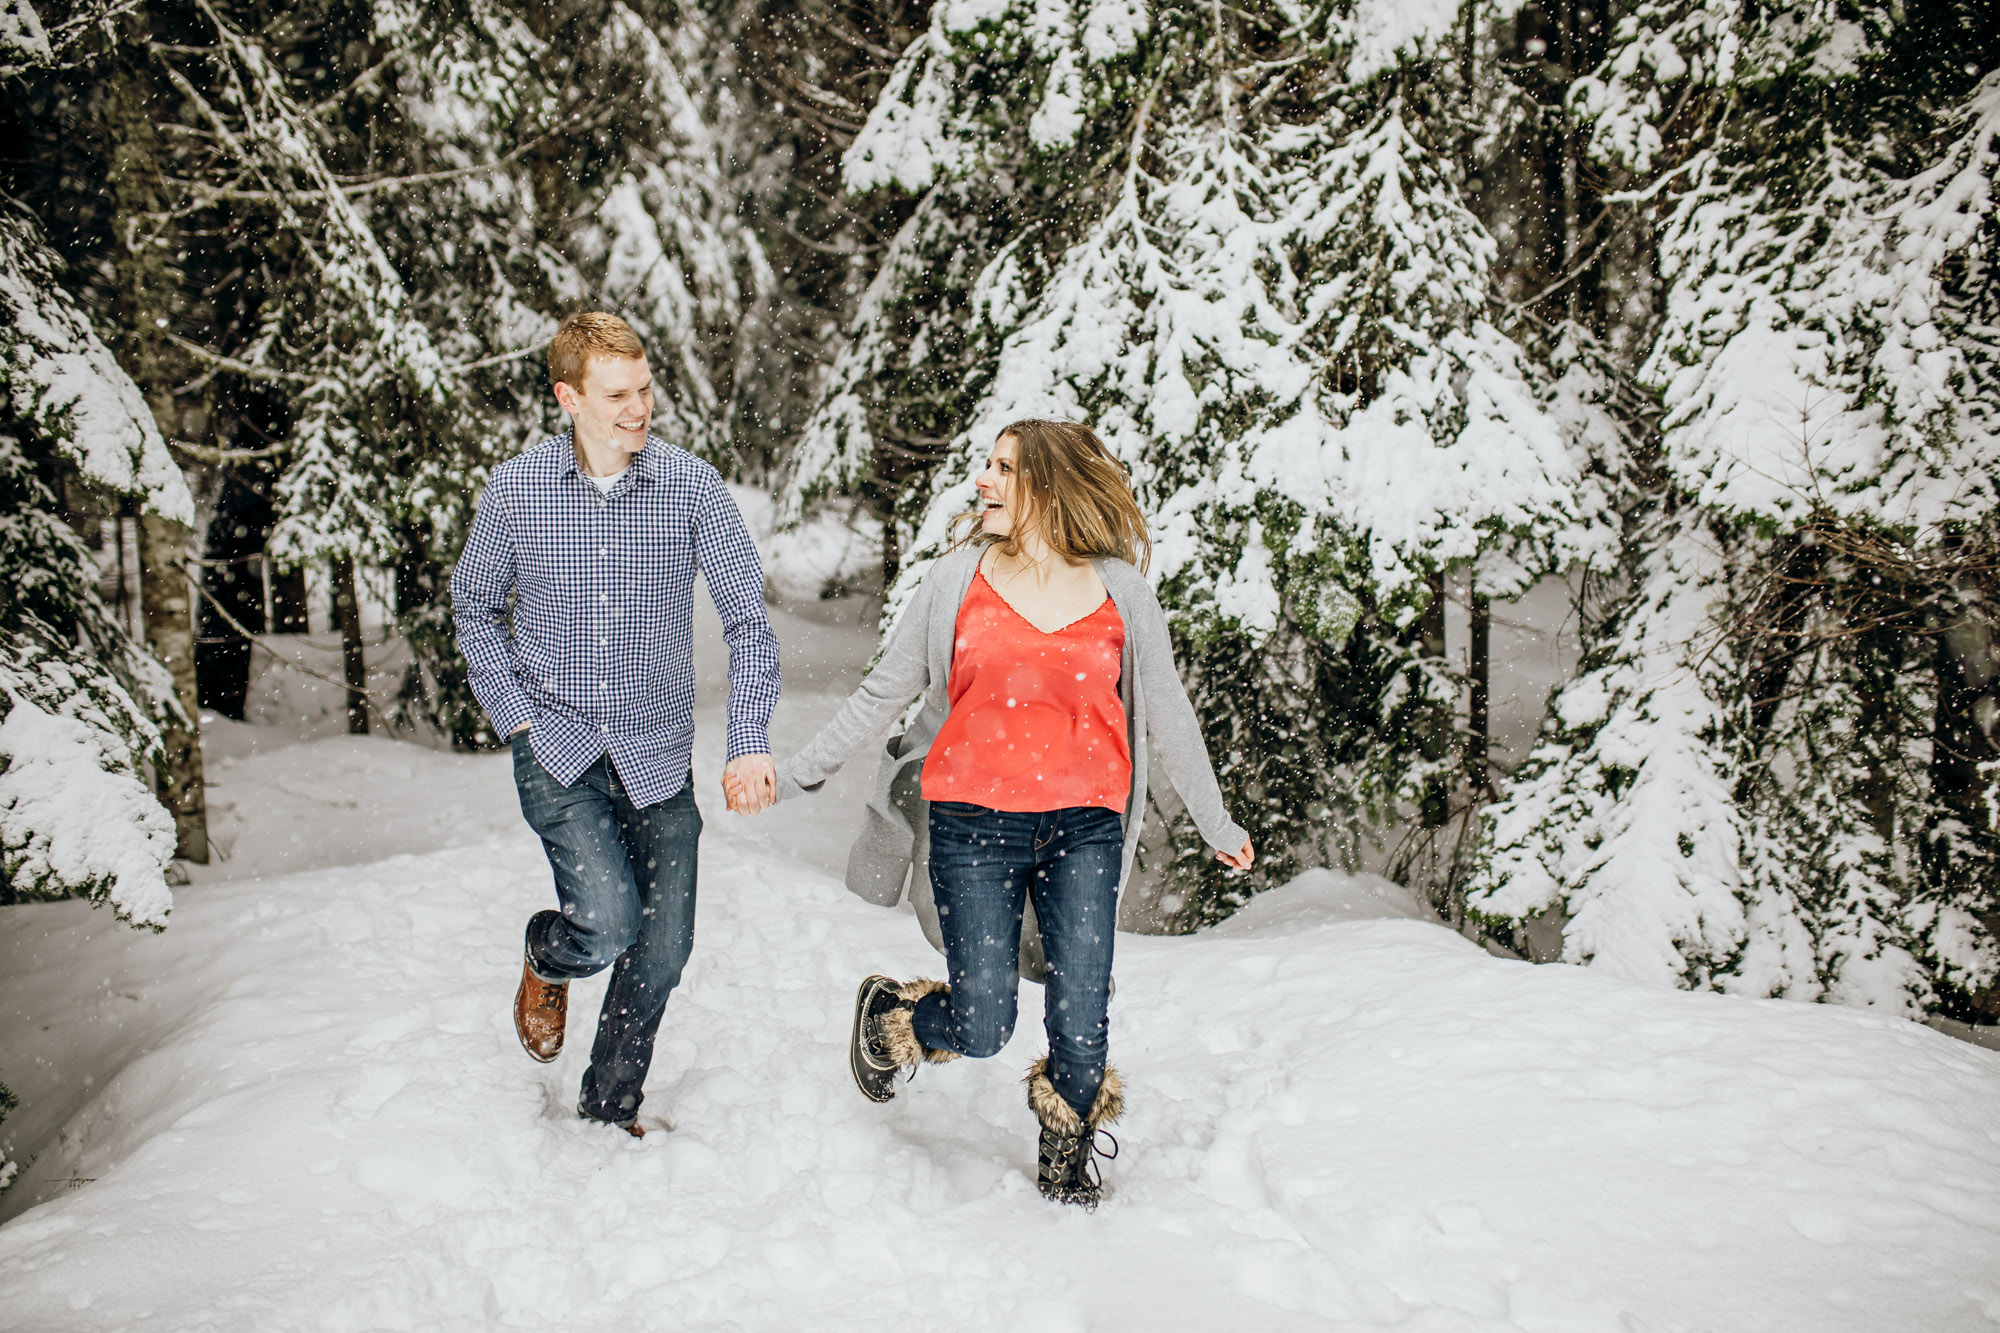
[950,418,1150,572]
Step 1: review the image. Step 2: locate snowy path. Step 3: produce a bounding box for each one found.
[4,591,2000,1328]
[5,758,2000,1330]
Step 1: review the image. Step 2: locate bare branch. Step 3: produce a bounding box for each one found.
[163,332,315,385]
[168,438,281,463]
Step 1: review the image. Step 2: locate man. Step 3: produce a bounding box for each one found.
[452,311,779,1136]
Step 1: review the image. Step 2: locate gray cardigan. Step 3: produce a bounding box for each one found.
[776,545,1247,976]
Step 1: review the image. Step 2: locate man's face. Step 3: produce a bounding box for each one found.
[555,354,654,453]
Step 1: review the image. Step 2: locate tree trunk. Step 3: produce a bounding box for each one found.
[272,560,311,631]
[332,556,370,734]
[1468,590,1491,796]
[139,516,210,863]
[1418,569,1451,829]
[522,0,571,249]
[1458,0,1476,90]
[880,506,902,594]
[109,37,209,864]
[1559,0,1583,326]
[114,510,133,632]
[1418,568,1448,661]
[1932,597,1999,842]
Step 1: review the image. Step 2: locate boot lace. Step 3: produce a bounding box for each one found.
[1071,1128,1118,1206]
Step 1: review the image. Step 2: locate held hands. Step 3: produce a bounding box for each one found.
[722,753,777,815]
[1216,838,1255,871]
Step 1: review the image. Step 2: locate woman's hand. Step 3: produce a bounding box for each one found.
[1215,839,1254,871]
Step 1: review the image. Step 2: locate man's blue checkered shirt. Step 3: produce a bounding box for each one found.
[450,431,781,808]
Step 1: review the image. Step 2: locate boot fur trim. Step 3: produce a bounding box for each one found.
[880,978,960,1067]
[1024,1056,1124,1136]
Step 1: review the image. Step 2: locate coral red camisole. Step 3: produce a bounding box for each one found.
[920,567,1132,813]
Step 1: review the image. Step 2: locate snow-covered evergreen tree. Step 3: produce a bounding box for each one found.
[803,0,1624,921]
[0,207,190,925]
[49,0,776,747]
[0,206,184,1194]
[1470,1,2000,1015]
[779,0,1155,571]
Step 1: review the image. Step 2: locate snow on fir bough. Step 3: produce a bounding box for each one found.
[0,695,174,928]
[0,208,185,928]
[0,213,191,524]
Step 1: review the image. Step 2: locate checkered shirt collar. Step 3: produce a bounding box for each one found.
[553,429,670,485]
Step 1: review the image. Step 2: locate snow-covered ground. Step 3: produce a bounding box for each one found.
[4,600,2000,1330]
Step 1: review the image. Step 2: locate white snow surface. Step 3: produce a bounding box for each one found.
[5,615,2000,1328]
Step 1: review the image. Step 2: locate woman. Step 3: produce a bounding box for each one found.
[748,419,1252,1208]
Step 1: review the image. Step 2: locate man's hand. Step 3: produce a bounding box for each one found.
[1216,838,1255,871]
[722,754,777,814]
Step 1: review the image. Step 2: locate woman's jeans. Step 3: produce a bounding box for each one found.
[916,801,1123,1120]
[513,733,700,1126]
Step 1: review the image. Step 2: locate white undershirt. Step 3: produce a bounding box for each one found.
[583,466,629,494]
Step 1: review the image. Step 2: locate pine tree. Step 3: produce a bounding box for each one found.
[1469,0,2000,1014]
[0,205,190,1197]
[778,0,1155,576]
[803,0,1624,922]
[0,206,189,924]
[21,0,778,748]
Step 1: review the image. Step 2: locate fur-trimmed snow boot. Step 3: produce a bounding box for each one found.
[849,975,960,1102]
[1026,1057,1123,1209]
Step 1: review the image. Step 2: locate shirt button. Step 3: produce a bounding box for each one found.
[600,548,607,556]
[599,594,608,602]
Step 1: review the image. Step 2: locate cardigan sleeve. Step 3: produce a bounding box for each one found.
[775,575,937,801]
[1127,576,1250,855]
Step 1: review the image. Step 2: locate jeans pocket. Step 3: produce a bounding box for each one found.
[511,731,554,808]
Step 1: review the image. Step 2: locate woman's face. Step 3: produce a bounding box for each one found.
[975,433,1023,538]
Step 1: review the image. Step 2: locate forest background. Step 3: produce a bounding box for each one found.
[3,0,1998,1096]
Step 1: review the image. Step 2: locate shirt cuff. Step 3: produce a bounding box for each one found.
[485,690,538,745]
[725,721,772,764]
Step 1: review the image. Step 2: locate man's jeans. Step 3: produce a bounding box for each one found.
[513,733,700,1126]
[915,801,1122,1120]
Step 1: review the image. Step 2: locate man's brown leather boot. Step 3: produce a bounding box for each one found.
[514,952,568,1062]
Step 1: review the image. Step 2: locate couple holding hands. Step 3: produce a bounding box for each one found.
[452,313,1252,1208]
